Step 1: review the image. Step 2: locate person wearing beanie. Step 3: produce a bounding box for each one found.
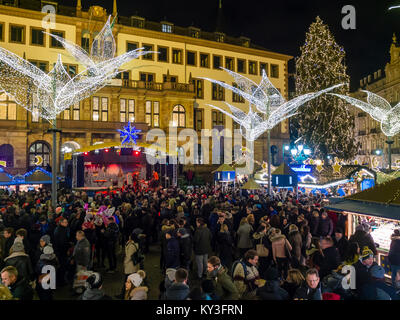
[35,245,59,301]
[360,265,399,300]
[124,270,148,300]
[78,272,112,300]
[4,241,34,282]
[354,246,378,295]
[32,234,52,267]
[256,267,289,300]
[389,229,400,287]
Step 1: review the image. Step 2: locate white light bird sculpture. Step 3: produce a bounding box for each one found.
[202,68,344,141]
[329,91,400,137]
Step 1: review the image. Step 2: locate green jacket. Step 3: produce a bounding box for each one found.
[210,267,239,300]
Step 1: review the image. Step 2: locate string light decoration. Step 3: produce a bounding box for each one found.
[0,16,151,124]
[293,16,358,160]
[329,91,400,137]
[117,122,141,145]
[202,67,344,141]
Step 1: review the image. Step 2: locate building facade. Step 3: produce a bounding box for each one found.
[352,34,400,169]
[0,0,292,180]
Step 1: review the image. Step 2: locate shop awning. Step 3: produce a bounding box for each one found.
[241,178,261,190]
[212,164,235,173]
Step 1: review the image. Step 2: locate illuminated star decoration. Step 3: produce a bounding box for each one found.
[118,122,141,145]
[332,157,342,174]
[315,160,324,173]
[0,16,151,124]
[201,68,345,141]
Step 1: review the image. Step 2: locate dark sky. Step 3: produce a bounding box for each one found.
[63,0,400,91]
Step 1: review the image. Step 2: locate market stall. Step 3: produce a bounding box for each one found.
[271,163,298,190]
[325,178,400,278]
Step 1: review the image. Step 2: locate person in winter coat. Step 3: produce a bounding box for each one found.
[3,228,15,259]
[232,249,260,299]
[206,256,239,300]
[270,228,292,279]
[78,272,112,300]
[388,229,400,287]
[193,218,212,279]
[236,217,254,257]
[281,269,305,299]
[72,231,91,269]
[309,211,320,236]
[3,242,34,282]
[103,217,119,273]
[288,224,302,268]
[294,268,323,300]
[165,268,190,300]
[257,267,290,300]
[317,212,333,237]
[354,246,378,296]
[0,266,33,301]
[300,225,312,266]
[53,217,71,285]
[32,235,52,268]
[165,230,180,269]
[349,224,377,256]
[360,265,399,300]
[216,224,234,270]
[124,270,148,300]
[333,227,349,262]
[35,245,59,300]
[177,228,192,270]
[318,237,341,279]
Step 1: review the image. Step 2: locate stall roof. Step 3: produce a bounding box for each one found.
[25,167,53,184]
[212,164,235,173]
[241,178,261,190]
[347,178,400,205]
[272,163,296,176]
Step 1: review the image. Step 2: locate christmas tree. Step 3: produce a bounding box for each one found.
[293,16,359,160]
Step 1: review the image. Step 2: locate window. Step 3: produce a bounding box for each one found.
[10,25,25,43]
[73,103,80,120]
[189,28,200,38]
[215,32,225,42]
[92,97,100,121]
[140,72,155,82]
[63,108,70,120]
[142,44,154,60]
[212,83,224,101]
[0,23,4,41]
[127,41,138,52]
[162,23,173,33]
[163,74,178,83]
[0,93,16,120]
[0,144,13,168]
[186,51,196,66]
[192,79,204,99]
[270,64,279,78]
[153,101,160,127]
[195,108,203,131]
[249,61,257,75]
[172,105,186,127]
[120,99,135,122]
[157,46,169,62]
[213,55,222,69]
[237,59,246,73]
[172,48,183,64]
[29,141,50,168]
[260,63,268,76]
[212,111,225,127]
[232,83,244,103]
[49,30,64,48]
[54,63,77,77]
[120,71,130,87]
[145,101,152,126]
[200,53,209,68]
[32,106,40,122]
[29,60,48,72]
[81,31,90,52]
[101,97,108,122]
[225,57,234,71]
[31,27,45,46]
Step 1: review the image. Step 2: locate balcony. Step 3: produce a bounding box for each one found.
[110,79,194,93]
[358,130,366,136]
[58,120,149,133]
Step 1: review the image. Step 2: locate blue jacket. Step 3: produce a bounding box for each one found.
[165,237,180,269]
[165,282,190,300]
[360,281,400,300]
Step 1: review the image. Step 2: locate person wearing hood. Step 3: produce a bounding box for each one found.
[256,267,289,300]
[78,272,112,300]
[32,234,52,267]
[124,270,148,300]
[35,245,59,300]
[3,242,34,282]
[177,228,192,271]
[270,228,292,279]
[389,229,400,287]
[165,268,190,300]
[206,256,239,300]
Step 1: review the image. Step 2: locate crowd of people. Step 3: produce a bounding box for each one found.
[0,178,399,301]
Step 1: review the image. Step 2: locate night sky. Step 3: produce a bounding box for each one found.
[62,0,400,91]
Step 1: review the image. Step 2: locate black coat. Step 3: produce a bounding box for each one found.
[281,281,301,300]
[309,217,319,236]
[216,231,234,268]
[354,260,377,294]
[9,276,34,300]
[334,236,349,261]
[389,236,400,266]
[4,253,34,281]
[193,226,212,255]
[178,235,192,268]
[349,230,377,255]
[165,237,180,269]
[319,246,341,279]
[257,280,290,300]
[53,226,71,258]
[318,217,333,237]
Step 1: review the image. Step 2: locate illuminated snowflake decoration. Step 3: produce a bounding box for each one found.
[329,91,400,137]
[118,122,141,145]
[0,16,151,124]
[202,68,344,141]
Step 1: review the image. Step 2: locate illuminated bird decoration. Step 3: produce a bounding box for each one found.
[118,122,141,146]
[329,91,400,137]
[201,68,344,141]
[0,16,151,124]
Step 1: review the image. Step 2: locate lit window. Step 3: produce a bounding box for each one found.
[172,105,185,127]
[162,24,173,33]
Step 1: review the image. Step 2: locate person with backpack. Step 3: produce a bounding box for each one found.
[232,249,260,299]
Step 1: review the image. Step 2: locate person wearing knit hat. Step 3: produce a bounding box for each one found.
[124,270,148,300]
[79,272,112,300]
[353,246,378,295]
[3,242,33,282]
